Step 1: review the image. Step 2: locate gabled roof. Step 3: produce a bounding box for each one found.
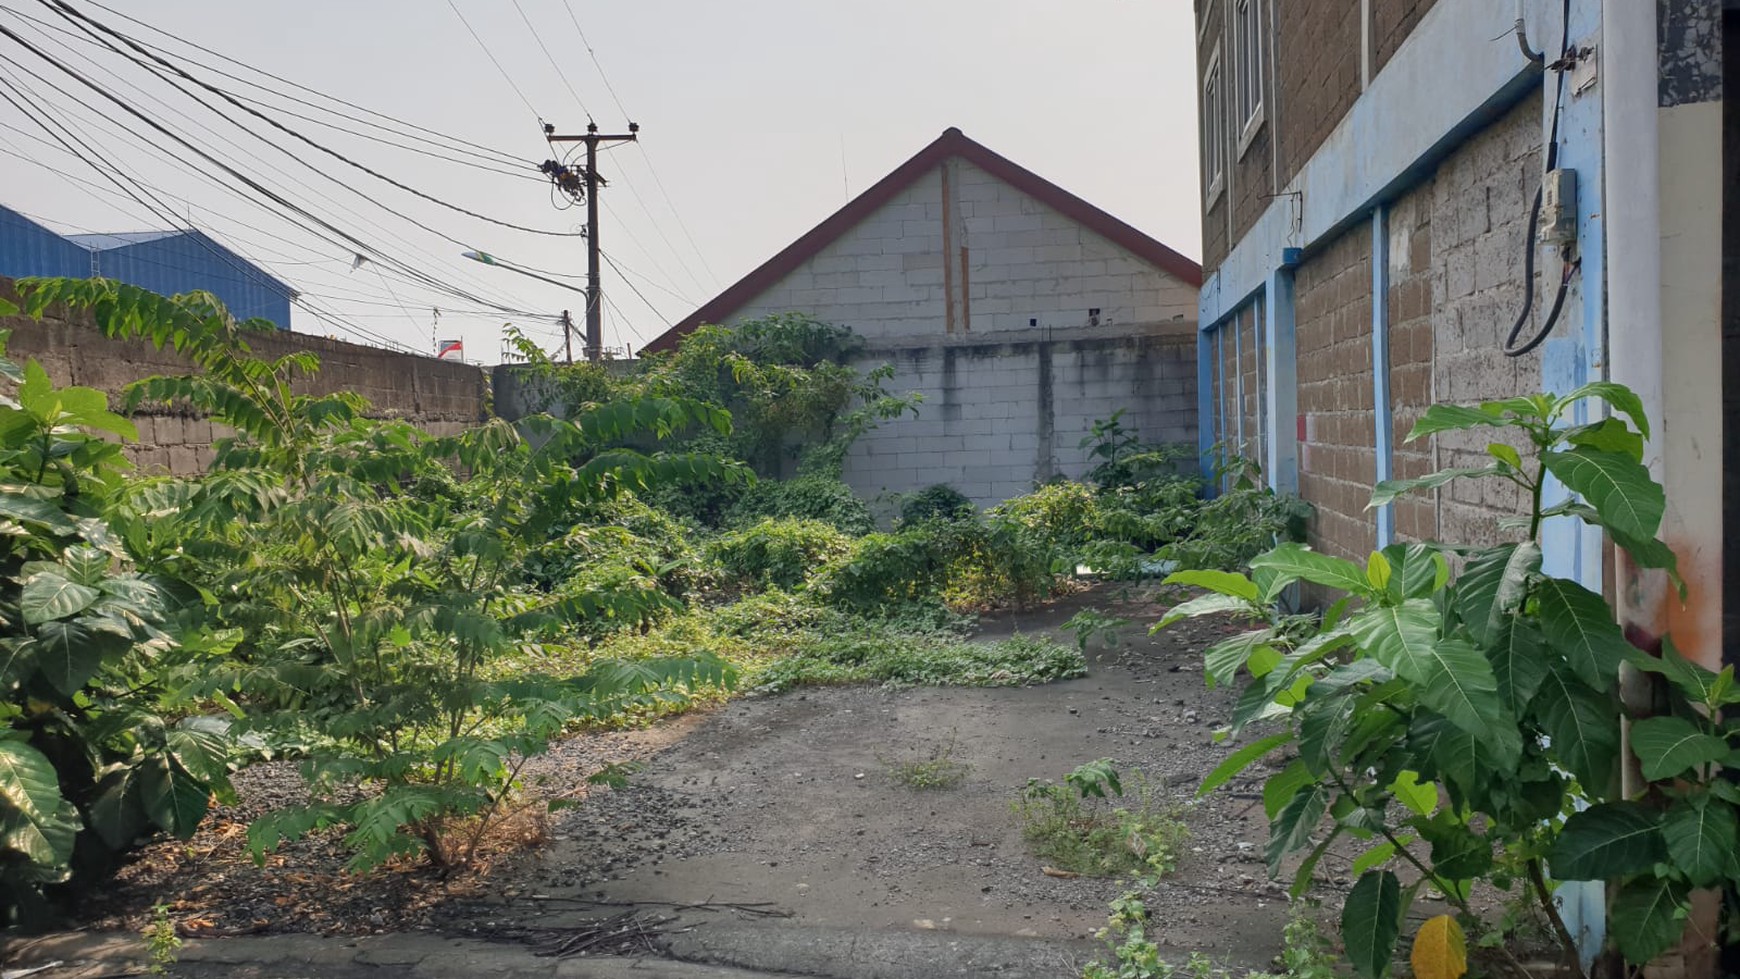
[642,127,1200,353]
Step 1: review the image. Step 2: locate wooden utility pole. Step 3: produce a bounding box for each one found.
[544,122,638,361]
[560,309,574,365]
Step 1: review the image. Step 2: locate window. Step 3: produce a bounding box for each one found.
[1202,45,1225,207]
[1232,0,1264,154]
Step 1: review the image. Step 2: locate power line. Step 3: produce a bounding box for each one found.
[0,2,541,180]
[509,0,592,122]
[443,0,542,126]
[600,249,668,325]
[0,41,537,317]
[558,0,719,290]
[37,0,581,238]
[74,0,539,167]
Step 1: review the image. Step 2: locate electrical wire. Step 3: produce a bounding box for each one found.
[1501,0,1574,358]
[600,249,668,325]
[558,0,717,289]
[0,2,541,180]
[75,0,538,167]
[0,42,538,317]
[37,0,581,238]
[443,0,542,126]
[509,0,592,122]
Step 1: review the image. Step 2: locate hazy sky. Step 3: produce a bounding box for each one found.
[0,1,1201,362]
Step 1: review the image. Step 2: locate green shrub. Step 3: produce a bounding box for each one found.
[813,529,949,611]
[725,473,875,535]
[708,517,852,590]
[990,481,1102,551]
[898,484,976,525]
[1014,761,1187,878]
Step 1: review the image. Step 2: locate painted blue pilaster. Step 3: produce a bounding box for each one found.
[1197,322,1216,483]
[1535,0,1607,966]
[1263,270,1298,496]
[1370,206,1394,548]
[1232,318,1246,454]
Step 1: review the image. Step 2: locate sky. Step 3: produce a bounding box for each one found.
[0,1,1202,364]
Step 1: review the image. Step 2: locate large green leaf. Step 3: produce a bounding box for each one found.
[1535,576,1631,688]
[1157,592,1259,629]
[1199,732,1292,798]
[1266,782,1329,876]
[1419,814,1494,880]
[139,755,210,839]
[0,739,76,867]
[1406,404,1507,440]
[1204,630,1275,689]
[32,620,115,697]
[1162,569,1258,600]
[20,572,100,624]
[1548,802,1666,881]
[1453,542,1540,646]
[1608,878,1688,965]
[0,492,76,534]
[1556,381,1650,439]
[1542,447,1664,542]
[1342,870,1403,979]
[1249,542,1371,597]
[1564,417,1644,462]
[1532,663,1620,792]
[87,764,150,850]
[1661,795,1740,887]
[1349,603,1518,763]
[1369,468,1500,509]
[1485,620,1548,714]
[1263,759,1313,820]
[1407,714,1496,803]
[1630,715,1730,781]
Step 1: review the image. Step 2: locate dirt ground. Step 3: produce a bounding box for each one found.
[71,585,1346,976]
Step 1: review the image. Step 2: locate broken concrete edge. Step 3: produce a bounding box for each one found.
[0,929,780,979]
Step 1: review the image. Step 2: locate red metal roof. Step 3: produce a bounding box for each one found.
[640,127,1200,353]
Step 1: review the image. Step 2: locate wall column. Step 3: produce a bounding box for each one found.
[1263,267,1298,496]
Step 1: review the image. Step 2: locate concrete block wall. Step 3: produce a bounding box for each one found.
[730,160,1197,343]
[1295,220,1377,565]
[1,277,489,476]
[840,330,1197,507]
[1386,185,1439,544]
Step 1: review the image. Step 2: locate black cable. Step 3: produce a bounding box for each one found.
[39,0,581,238]
[0,2,541,180]
[1501,0,1575,359]
[601,249,669,324]
[510,0,592,122]
[0,45,534,317]
[443,0,542,126]
[76,0,537,167]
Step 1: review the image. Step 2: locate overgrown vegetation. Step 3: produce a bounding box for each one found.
[1014,760,1187,878]
[1083,898,1337,979]
[1161,383,1740,974]
[0,279,1302,928]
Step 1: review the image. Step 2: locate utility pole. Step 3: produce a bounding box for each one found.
[560,309,574,365]
[544,121,638,361]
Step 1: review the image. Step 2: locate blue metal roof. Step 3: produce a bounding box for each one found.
[0,203,297,329]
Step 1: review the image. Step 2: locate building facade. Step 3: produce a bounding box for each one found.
[1193,0,1728,969]
[644,128,1202,507]
[0,205,295,327]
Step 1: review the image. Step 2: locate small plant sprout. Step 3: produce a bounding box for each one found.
[1062,608,1132,653]
[144,903,181,975]
[878,729,971,790]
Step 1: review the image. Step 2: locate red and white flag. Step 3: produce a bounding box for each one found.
[436,339,464,360]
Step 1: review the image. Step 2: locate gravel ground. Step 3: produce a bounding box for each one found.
[76,585,1345,971]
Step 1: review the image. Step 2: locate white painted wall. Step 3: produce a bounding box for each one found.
[719,157,1199,506]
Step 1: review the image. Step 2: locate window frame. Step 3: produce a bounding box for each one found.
[1232,0,1265,158]
[1202,43,1225,209]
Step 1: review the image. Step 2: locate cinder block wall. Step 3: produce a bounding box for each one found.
[725,156,1200,508]
[1,276,489,475]
[842,329,1197,506]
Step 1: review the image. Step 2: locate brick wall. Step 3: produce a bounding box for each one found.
[1372,0,1439,74]
[1,276,489,475]
[1295,220,1376,564]
[1198,0,1230,271]
[1275,0,1362,191]
[1419,93,1544,549]
[1385,185,1438,543]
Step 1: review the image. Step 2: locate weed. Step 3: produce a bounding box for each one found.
[143,903,181,975]
[1015,762,1187,878]
[1082,894,1338,979]
[879,730,971,790]
[757,631,1085,693]
[1062,608,1132,653]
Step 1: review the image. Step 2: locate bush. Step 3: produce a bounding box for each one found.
[1014,761,1187,878]
[898,484,976,526]
[813,529,948,611]
[724,473,875,535]
[708,517,852,590]
[989,481,1102,552]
